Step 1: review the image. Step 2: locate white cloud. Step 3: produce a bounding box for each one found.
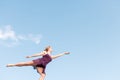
[28,34,41,44]
[0,25,18,41]
[0,25,42,47]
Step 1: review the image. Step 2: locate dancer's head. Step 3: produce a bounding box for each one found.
[44,46,53,53]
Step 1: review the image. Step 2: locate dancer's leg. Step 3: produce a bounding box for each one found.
[37,67,46,80]
[6,61,35,67]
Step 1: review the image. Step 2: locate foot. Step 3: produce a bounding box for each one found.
[6,64,15,67]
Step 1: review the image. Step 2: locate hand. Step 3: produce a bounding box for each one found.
[26,56,32,58]
[64,52,70,55]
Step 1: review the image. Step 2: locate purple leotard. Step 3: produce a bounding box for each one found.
[33,54,52,73]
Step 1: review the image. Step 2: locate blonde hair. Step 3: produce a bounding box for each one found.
[44,46,51,52]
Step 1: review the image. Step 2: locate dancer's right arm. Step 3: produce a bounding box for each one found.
[26,51,46,58]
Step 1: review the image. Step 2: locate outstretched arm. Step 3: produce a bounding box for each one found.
[26,51,46,58]
[51,52,70,59]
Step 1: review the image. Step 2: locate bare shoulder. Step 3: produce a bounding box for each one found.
[42,51,47,55]
[50,55,54,59]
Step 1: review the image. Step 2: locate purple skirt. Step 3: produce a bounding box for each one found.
[32,54,52,74]
[33,58,46,74]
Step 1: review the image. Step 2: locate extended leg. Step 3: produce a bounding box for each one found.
[6,61,35,67]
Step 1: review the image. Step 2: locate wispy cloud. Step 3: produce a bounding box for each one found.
[0,25,42,47]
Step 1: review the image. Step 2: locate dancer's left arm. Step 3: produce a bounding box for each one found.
[26,51,46,58]
[51,52,70,59]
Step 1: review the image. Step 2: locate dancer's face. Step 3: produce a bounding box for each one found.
[49,47,53,53]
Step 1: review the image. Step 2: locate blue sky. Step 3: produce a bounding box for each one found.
[0,0,120,80]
